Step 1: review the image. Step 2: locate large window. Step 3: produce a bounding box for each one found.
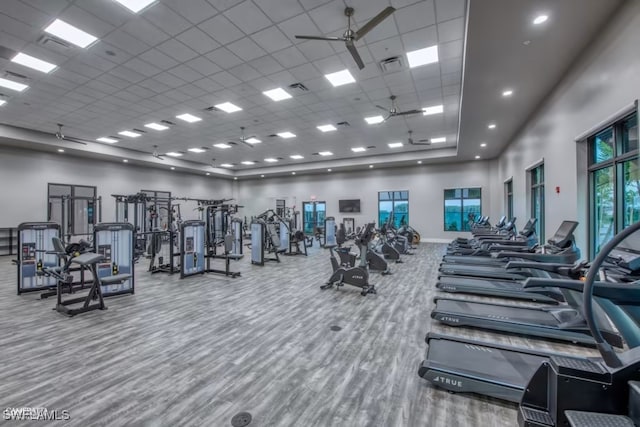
[530,164,545,241]
[444,188,481,231]
[505,179,513,220]
[303,201,326,235]
[48,183,99,239]
[589,112,638,257]
[378,191,409,228]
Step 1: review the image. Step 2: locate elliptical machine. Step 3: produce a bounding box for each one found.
[322,223,376,296]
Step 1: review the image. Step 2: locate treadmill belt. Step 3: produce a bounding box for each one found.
[427,337,547,388]
[439,276,522,290]
[436,299,559,326]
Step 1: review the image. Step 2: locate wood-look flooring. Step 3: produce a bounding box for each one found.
[0,242,595,426]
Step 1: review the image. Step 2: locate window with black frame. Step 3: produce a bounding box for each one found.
[378,191,409,228]
[505,179,514,220]
[444,188,481,231]
[589,112,638,257]
[530,164,545,242]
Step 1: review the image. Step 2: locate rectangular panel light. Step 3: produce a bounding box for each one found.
[351,147,366,153]
[277,131,296,139]
[176,113,202,123]
[145,122,169,131]
[0,100,6,106]
[365,115,384,125]
[97,137,118,143]
[388,142,403,148]
[166,152,183,157]
[431,137,447,143]
[423,104,444,115]
[318,151,333,156]
[114,0,157,13]
[214,102,242,113]
[245,137,261,144]
[264,158,278,163]
[241,161,255,165]
[11,53,56,73]
[44,19,98,48]
[220,163,234,168]
[118,130,141,138]
[290,155,303,160]
[263,88,292,101]
[406,45,439,68]
[324,69,355,87]
[317,124,337,132]
[0,77,28,92]
[214,143,232,149]
[188,148,206,153]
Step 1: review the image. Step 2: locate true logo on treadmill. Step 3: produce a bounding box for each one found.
[441,285,456,291]
[433,376,463,388]
[440,316,459,323]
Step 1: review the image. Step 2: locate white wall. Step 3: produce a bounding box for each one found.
[236,160,493,241]
[0,146,234,228]
[494,0,640,251]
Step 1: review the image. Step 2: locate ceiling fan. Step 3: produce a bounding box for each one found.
[295,6,396,70]
[54,123,87,145]
[376,95,423,121]
[407,130,431,146]
[152,145,165,161]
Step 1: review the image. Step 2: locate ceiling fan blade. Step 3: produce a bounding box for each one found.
[295,35,344,41]
[62,136,87,145]
[239,140,254,149]
[354,6,396,41]
[376,105,390,112]
[345,40,365,70]
[396,109,423,116]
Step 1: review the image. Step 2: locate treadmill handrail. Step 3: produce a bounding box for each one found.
[524,278,640,304]
[506,261,581,274]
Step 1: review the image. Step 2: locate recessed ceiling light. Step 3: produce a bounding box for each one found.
[0,100,6,106]
[123,159,128,163]
[317,124,337,132]
[417,160,422,164]
[533,15,548,25]
[170,167,176,170]
[206,172,211,176]
[480,143,487,148]
[318,151,333,156]
[241,161,255,165]
[291,172,296,175]
[57,149,64,153]
[261,174,265,178]
[475,155,481,159]
[324,69,355,87]
[145,122,169,131]
[406,45,439,68]
[234,177,238,180]
[245,137,261,144]
[388,142,403,148]
[221,163,233,168]
[118,130,141,138]
[290,155,304,160]
[44,19,97,48]
[264,158,278,163]
[166,152,183,157]
[423,104,444,115]
[0,77,28,92]
[188,148,206,153]
[502,89,513,97]
[114,0,157,13]
[263,88,292,101]
[327,168,332,172]
[431,137,447,143]
[214,143,232,149]
[215,102,242,113]
[488,123,497,129]
[11,53,56,73]
[96,137,118,143]
[351,147,366,153]
[369,165,374,168]
[176,113,202,123]
[278,131,296,139]
[365,115,384,125]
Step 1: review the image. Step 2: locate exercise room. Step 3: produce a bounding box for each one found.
[1,0,639,426]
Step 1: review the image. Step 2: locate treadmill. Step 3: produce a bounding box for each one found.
[420,244,640,403]
[438,221,580,281]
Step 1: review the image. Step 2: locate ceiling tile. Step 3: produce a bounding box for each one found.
[103,30,152,56]
[435,0,466,23]
[126,85,156,99]
[289,63,322,82]
[277,12,320,43]
[86,79,119,95]
[123,57,162,77]
[178,83,206,97]
[296,40,335,62]
[226,37,267,62]
[63,59,104,79]
[205,46,245,69]
[2,0,50,27]
[143,3,192,36]
[366,36,404,61]
[401,25,438,52]
[223,1,273,35]
[168,64,205,82]
[439,39,463,60]
[308,0,347,34]
[94,41,134,65]
[249,55,284,75]
[355,12,398,44]
[207,0,245,12]
[157,39,199,62]
[394,1,436,33]
[198,14,245,45]
[109,65,147,84]
[253,0,304,23]
[185,56,222,76]
[250,26,292,53]
[121,18,171,48]
[98,73,131,90]
[437,17,464,43]
[154,71,187,88]
[139,48,180,70]
[211,70,243,87]
[164,0,218,24]
[271,46,307,68]
[58,5,116,38]
[227,63,262,81]
[22,0,70,15]
[176,27,220,55]
[138,78,172,93]
[76,0,132,27]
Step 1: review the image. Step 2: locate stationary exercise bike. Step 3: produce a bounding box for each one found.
[322,223,376,296]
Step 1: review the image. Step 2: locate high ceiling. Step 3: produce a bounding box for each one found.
[0,0,626,178]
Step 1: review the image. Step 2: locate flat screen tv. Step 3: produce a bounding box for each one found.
[339,199,361,213]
